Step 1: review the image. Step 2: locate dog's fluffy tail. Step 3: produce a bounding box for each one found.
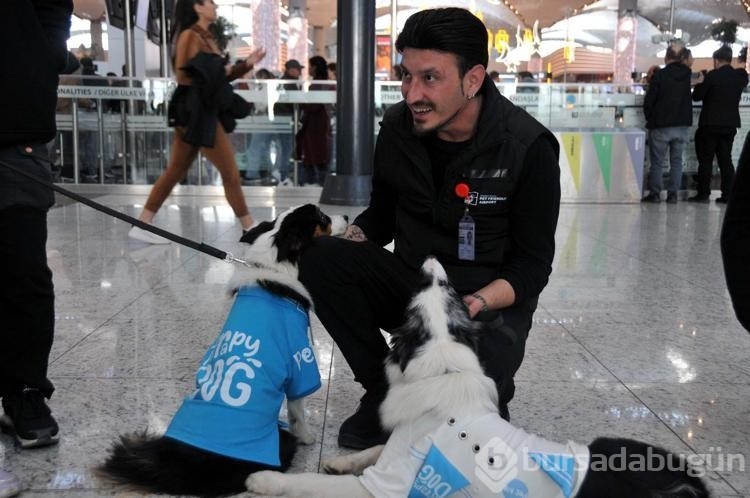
[577,437,711,498]
[97,430,297,497]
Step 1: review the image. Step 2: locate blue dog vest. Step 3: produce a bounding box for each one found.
[165,286,321,465]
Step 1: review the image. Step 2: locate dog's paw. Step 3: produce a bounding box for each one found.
[246,471,286,495]
[291,422,316,445]
[323,454,357,475]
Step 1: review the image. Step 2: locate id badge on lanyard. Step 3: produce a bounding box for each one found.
[455,183,475,261]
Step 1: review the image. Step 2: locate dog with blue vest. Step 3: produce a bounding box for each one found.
[98,204,348,496]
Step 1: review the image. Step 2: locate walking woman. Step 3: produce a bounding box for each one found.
[129,0,265,243]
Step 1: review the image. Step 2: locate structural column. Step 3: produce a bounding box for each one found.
[287,0,309,65]
[320,1,375,205]
[251,0,281,70]
[613,0,638,84]
[312,25,326,57]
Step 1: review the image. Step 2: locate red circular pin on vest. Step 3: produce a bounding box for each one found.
[454,182,470,199]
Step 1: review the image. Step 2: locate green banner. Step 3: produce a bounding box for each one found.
[592,133,613,192]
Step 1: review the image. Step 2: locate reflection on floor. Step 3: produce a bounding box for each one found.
[1,190,748,497]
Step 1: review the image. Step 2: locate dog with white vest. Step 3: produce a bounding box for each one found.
[246,257,710,498]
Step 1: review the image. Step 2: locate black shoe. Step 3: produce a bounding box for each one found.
[715,196,729,204]
[338,386,390,449]
[0,388,59,448]
[641,193,660,203]
[666,192,678,204]
[687,194,710,203]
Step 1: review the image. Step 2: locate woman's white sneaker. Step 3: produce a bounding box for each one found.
[128,226,170,244]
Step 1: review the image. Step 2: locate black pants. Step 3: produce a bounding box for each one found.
[0,206,55,398]
[298,237,533,410]
[695,127,737,197]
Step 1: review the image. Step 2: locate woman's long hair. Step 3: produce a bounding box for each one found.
[308,56,328,80]
[170,0,202,43]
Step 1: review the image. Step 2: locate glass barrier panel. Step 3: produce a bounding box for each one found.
[56,78,750,194]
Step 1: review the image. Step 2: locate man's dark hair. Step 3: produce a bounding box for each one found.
[713,45,733,63]
[395,8,488,77]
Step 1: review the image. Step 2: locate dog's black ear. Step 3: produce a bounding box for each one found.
[274,205,321,264]
[240,220,275,244]
[275,230,315,264]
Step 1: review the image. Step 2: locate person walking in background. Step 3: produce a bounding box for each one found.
[128,0,265,244]
[641,44,693,203]
[274,59,303,185]
[244,68,277,184]
[689,45,748,203]
[78,57,109,182]
[516,70,538,93]
[0,0,74,458]
[295,55,332,186]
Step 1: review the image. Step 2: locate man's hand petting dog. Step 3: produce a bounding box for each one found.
[463,293,486,319]
[341,225,367,241]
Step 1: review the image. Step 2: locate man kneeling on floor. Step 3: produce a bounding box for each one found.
[298,7,561,450]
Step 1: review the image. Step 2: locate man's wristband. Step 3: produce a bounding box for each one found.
[471,293,490,312]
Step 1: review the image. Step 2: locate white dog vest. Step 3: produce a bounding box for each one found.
[360,411,590,498]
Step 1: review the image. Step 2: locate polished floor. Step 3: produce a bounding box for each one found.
[1,187,749,497]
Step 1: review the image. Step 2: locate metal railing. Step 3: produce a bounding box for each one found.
[53,77,750,185]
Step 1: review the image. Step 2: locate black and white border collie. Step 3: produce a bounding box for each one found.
[246,257,710,498]
[98,205,347,497]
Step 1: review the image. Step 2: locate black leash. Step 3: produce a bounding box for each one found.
[0,158,253,267]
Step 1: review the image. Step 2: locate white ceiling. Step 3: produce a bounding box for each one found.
[305,0,750,46]
[72,0,750,50]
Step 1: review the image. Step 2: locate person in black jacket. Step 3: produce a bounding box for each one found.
[689,45,748,203]
[299,8,560,450]
[641,44,693,203]
[721,131,750,331]
[78,57,109,181]
[0,0,73,453]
